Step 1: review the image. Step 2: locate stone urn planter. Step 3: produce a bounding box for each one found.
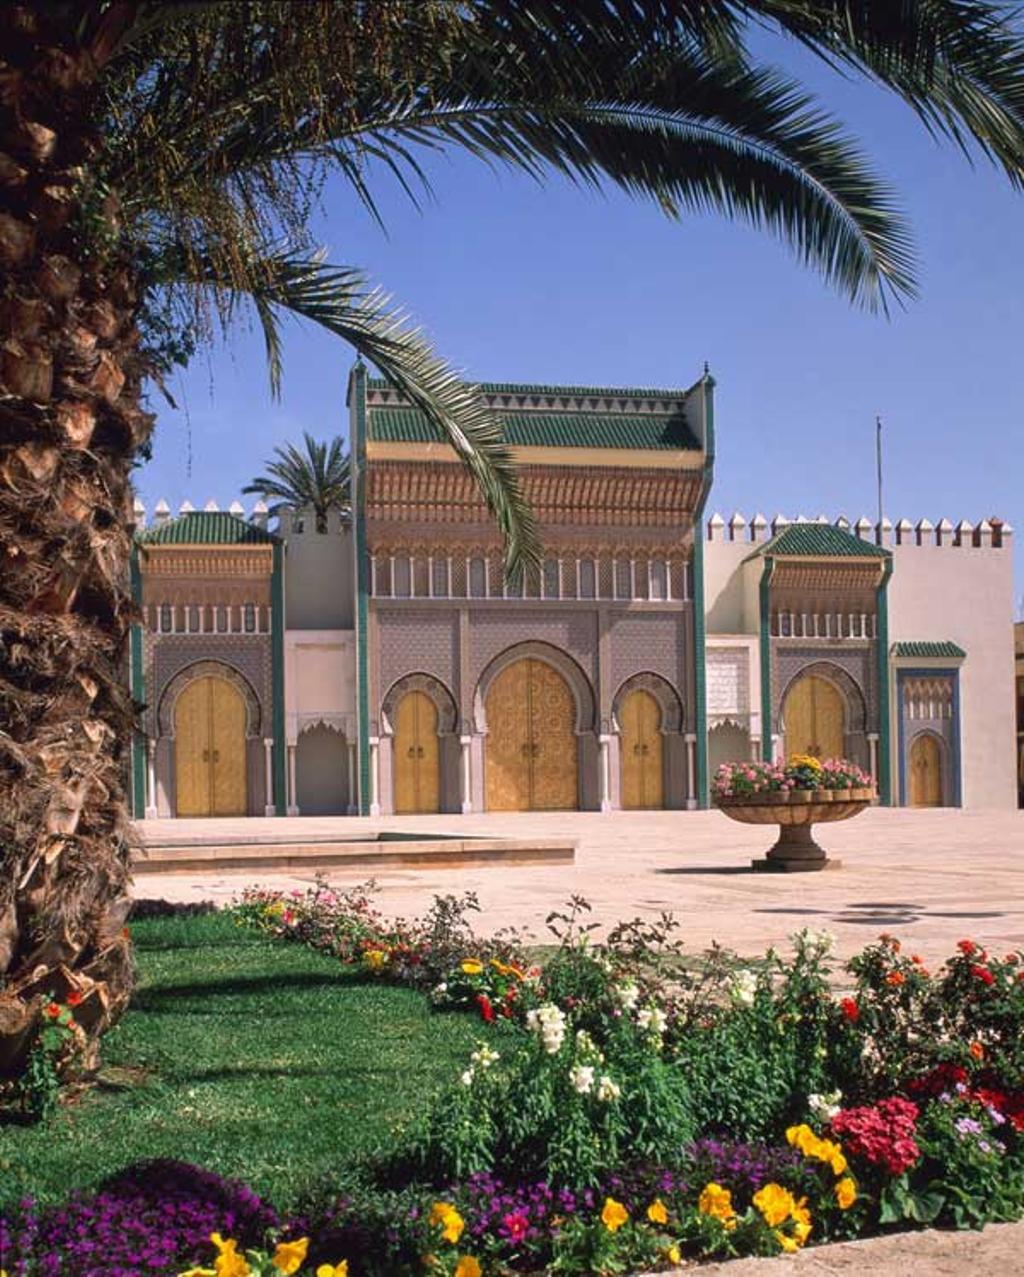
[716,787,875,872]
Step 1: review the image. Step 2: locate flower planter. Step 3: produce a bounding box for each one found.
[717,789,875,872]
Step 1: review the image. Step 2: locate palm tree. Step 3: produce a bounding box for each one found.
[3,1,1024,1074]
[243,434,351,532]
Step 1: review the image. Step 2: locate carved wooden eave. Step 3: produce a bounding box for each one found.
[139,544,273,580]
[769,559,885,592]
[365,461,703,532]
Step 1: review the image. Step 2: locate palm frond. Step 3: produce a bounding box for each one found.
[154,245,539,576]
[242,432,351,530]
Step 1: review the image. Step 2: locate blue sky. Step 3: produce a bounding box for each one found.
[135,32,1023,606]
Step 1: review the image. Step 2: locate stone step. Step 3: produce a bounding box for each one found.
[132,836,575,875]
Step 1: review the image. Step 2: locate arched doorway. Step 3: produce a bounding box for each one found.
[485,658,578,810]
[910,733,944,807]
[296,725,349,815]
[174,676,247,816]
[708,721,752,780]
[619,688,664,809]
[393,690,440,814]
[783,674,845,760]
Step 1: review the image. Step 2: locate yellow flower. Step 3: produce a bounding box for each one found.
[775,1231,800,1253]
[601,1197,629,1232]
[272,1238,309,1274]
[785,1124,820,1157]
[363,948,388,970]
[823,1142,848,1176]
[316,1265,348,1277]
[179,1270,215,1277]
[792,1200,812,1244]
[429,1202,465,1244]
[789,754,822,771]
[663,1244,682,1265]
[461,959,483,975]
[752,1183,797,1228]
[646,1197,668,1225]
[835,1177,857,1210]
[209,1234,251,1277]
[454,1258,482,1277]
[697,1182,737,1228]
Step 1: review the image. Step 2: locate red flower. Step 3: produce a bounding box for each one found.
[957,939,977,956]
[971,965,995,986]
[501,1211,530,1243]
[476,993,495,1023]
[67,990,84,1007]
[885,971,906,987]
[840,997,860,1023]
[43,1004,61,1019]
[831,1097,920,1176]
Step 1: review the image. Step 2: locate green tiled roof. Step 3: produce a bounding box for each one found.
[367,377,691,399]
[369,406,700,451]
[137,511,276,545]
[892,641,966,660]
[752,523,890,559]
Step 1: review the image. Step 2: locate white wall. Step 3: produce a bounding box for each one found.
[284,629,357,746]
[888,536,1016,809]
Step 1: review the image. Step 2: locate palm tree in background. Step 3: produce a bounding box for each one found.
[4,0,1024,1072]
[243,434,351,532]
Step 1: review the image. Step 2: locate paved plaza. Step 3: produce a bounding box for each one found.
[137,807,1024,964]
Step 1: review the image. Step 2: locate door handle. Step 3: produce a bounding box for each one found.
[407,747,417,758]
[416,746,425,758]
[201,749,210,762]
[212,750,220,763]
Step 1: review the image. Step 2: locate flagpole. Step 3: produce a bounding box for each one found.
[876,415,884,530]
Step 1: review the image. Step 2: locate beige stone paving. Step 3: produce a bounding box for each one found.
[135,808,1024,1273]
[138,807,1024,965]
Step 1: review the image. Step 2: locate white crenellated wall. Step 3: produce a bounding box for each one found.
[703,512,1017,809]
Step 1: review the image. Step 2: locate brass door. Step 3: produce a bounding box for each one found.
[174,676,248,817]
[485,658,578,811]
[620,689,664,809]
[783,674,844,760]
[393,690,440,814]
[909,733,943,807]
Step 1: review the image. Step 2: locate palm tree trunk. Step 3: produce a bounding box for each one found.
[0,6,147,1076]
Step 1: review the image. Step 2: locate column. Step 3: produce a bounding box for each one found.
[368,736,381,817]
[346,739,357,815]
[460,735,473,814]
[145,737,158,819]
[263,738,275,816]
[286,742,299,816]
[750,736,761,763]
[685,732,697,811]
[598,734,612,812]
[867,732,879,791]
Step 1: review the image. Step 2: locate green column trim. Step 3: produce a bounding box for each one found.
[351,362,371,815]
[691,372,716,809]
[129,544,146,818]
[758,557,775,762]
[875,558,893,805]
[271,542,286,815]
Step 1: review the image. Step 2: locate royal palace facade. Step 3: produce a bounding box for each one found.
[129,365,1017,819]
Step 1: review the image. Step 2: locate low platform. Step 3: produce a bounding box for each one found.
[132,827,576,874]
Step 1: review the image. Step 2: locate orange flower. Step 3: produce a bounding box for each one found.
[911,954,923,965]
[970,1040,985,1061]
[43,1004,61,1019]
[885,971,906,987]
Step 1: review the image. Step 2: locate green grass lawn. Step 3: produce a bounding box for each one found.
[0,912,506,1208]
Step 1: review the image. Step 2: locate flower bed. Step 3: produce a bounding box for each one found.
[4,888,1024,1276]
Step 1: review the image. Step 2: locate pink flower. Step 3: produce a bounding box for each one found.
[501,1211,530,1243]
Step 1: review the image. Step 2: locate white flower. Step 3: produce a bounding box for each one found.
[460,1069,475,1087]
[728,968,758,1007]
[430,982,449,1004]
[612,981,640,1011]
[637,1005,668,1036]
[527,1003,567,1054]
[808,1090,843,1122]
[570,1064,595,1094]
[596,1074,621,1103]
[470,1044,501,1069]
[792,927,836,955]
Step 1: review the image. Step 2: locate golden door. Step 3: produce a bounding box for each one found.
[909,734,943,807]
[174,676,247,817]
[393,691,440,814]
[783,674,844,760]
[620,689,664,809]
[485,659,577,811]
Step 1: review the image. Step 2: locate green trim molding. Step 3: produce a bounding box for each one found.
[758,556,775,763]
[271,542,286,815]
[691,370,715,809]
[891,640,966,660]
[876,558,893,805]
[350,362,372,815]
[129,544,146,818]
